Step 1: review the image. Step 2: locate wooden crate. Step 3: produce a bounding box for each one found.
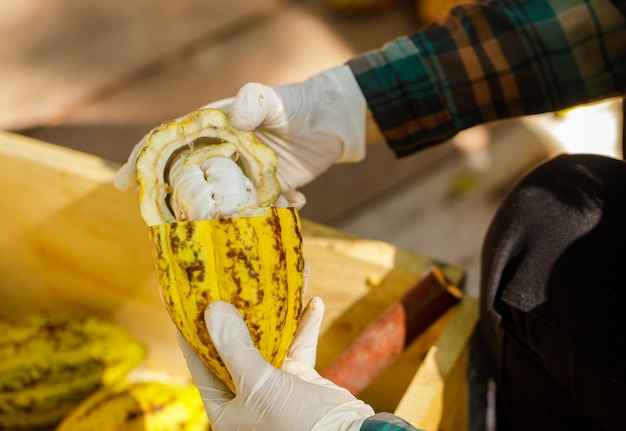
[0,130,478,430]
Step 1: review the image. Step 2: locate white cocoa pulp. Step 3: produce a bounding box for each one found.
[170,157,259,220]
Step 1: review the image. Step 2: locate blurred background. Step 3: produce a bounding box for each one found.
[2,0,623,296]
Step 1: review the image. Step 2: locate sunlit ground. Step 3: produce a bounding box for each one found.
[529,97,623,159]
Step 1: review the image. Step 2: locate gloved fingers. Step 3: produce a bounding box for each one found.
[273,190,307,210]
[283,189,307,209]
[228,82,284,131]
[114,133,147,191]
[204,300,273,394]
[281,357,324,382]
[287,296,325,368]
[176,331,234,415]
[251,126,318,195]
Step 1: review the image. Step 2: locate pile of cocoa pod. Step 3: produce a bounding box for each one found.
[0,312,209,431]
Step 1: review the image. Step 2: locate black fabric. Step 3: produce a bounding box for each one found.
[611,0,626,18]
[479,154,626,430]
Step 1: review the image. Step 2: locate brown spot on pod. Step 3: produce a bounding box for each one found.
[184,260,205,283]
[248,321,262,345]
[184,222,196,242]
[256,288,265,305]
[169,231,181,255]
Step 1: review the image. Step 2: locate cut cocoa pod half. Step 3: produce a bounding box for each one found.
[135,108,281,226]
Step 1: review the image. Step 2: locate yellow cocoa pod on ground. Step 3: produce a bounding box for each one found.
[0,313,146,430]
[56,381,209,431]
[132,108,305,394]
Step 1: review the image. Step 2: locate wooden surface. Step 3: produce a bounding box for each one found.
[0,131,473,425]
[394,296,479,429]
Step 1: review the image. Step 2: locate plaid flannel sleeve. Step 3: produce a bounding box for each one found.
[348,0,626,157]
[360,413,426,431]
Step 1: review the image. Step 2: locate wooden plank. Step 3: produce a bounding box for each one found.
[394,296,479,430]
[0,130,176,369]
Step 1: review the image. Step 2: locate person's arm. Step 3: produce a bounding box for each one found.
[117,0,625,201]
[350,0,626,157]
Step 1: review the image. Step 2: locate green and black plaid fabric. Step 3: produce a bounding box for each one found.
[360,413,425,431]
[348,0,626,157]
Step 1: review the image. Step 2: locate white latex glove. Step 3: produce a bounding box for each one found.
[208,64,367,207]
[115,65,367,209]
[178,296,375,431]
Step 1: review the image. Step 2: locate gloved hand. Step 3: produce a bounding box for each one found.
[115,65,367,208]
[178,296,376,431]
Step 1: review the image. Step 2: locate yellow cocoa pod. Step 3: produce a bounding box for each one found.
[0,313,146,430]
[149,207,304,393]
[56,381,209,431]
